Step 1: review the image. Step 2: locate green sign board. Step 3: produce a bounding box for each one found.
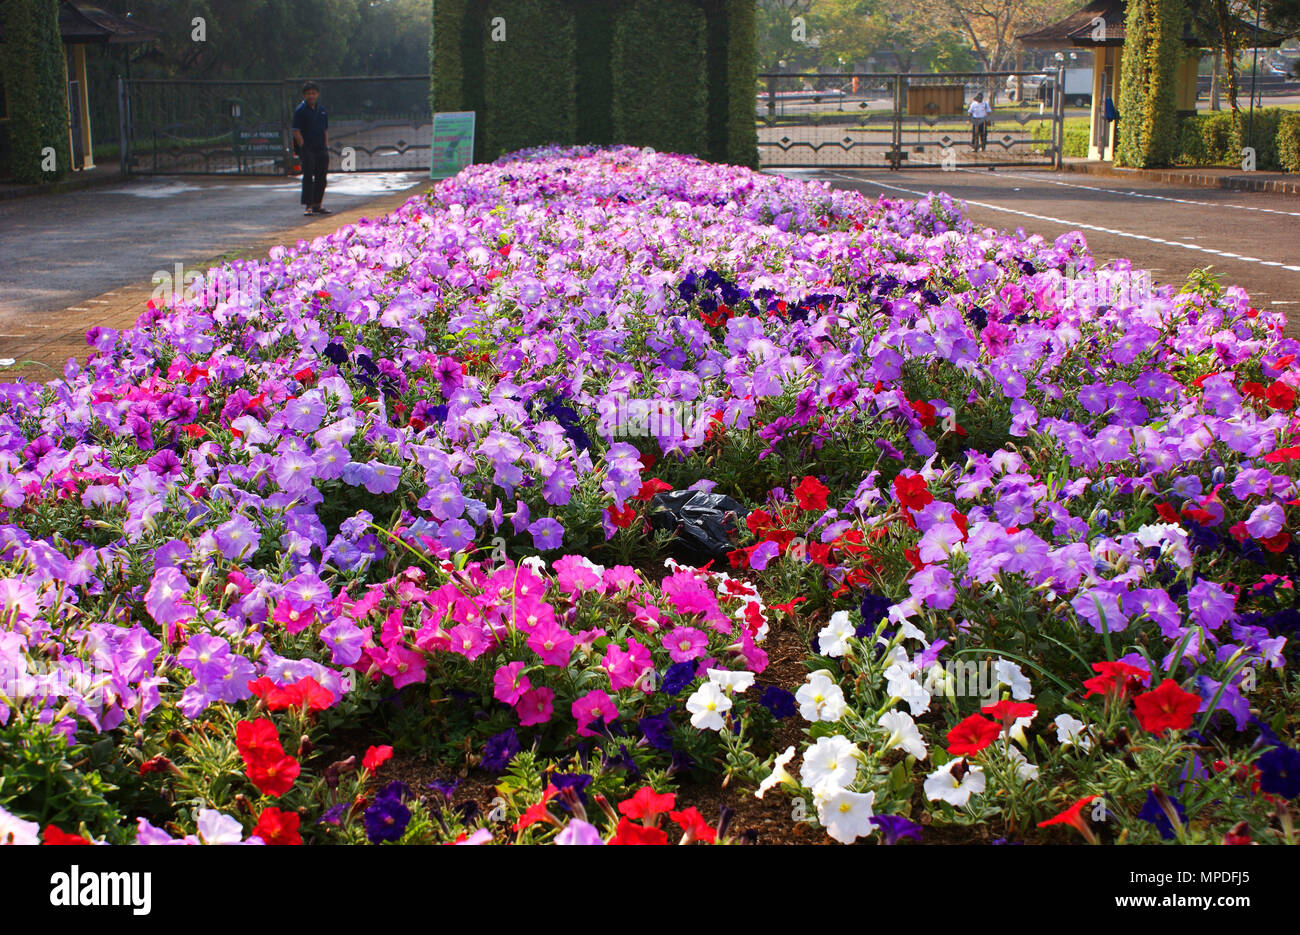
[431,111,476,179]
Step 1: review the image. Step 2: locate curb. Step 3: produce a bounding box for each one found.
[1060,160,1300,197]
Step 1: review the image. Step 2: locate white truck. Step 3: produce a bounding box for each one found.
[1038,68,1093,107]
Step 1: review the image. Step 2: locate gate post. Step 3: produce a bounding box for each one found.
[1053,65,1065,168]
[891,74,903,170]
[117,76,129,177]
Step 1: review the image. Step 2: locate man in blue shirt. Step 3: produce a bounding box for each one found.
[292,81,330,215]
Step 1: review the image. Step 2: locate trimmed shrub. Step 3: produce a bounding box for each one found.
[1,0,71,182]
[574,0,616,146]
[611,0,708,158]
[1279,112,1300,173]
[481,0,577,162]
[722,0,759,167]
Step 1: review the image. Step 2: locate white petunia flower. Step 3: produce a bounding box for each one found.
[755,745,797,799]
[1054,713,1092,751]
[796,670,847,722]
[992,658,1034,700]
[0,805,40,845]
[884,663,932,716]
[1005,744,1040,782]
[800,734,860,793]
[686,681,732,731]
[707,668,756,693]
[878,709,928,761]
[818,788,877,844]
[924,759,986,807]
[196,809,250,845]
[817,611,855,657]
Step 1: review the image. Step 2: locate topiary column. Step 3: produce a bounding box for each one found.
[1115,0,1188,167]
[611,0,708,158]
[2,0,72,183]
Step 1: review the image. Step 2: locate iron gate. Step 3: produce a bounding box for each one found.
[757,68,1066,170]
[119,76,432,176]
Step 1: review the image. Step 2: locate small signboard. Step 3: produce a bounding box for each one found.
[235,128,284,156]
[431,111,476,179]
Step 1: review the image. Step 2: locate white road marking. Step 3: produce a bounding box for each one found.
[954,166,1300,219]
[810,170,1300,274]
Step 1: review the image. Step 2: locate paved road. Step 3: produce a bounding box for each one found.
[0,171,428,324]
[780,167,1300,339]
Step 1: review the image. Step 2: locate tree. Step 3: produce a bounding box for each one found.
[937,0,1072,71]
[756,0,819,70]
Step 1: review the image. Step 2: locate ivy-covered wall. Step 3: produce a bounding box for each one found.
[1115,0,1187,167]
[2,0,72,183]
[430,0,758,166]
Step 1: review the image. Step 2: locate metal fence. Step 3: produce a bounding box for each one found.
[120,75,432,176]
[757,68,1067,170]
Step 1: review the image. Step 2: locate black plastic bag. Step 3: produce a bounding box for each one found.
[647,490,750,563]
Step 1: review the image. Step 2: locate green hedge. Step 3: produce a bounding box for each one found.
[574,0,616,146]
[1116,0,1185,168]
[722,0,758,167]
[432,0,756,167]
[2,0,71,182]
[611,0,707,157]
[1169,108,1300,171]
[480,0,576,161]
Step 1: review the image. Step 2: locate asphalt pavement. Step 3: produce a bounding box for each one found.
[0,171,429,325]
[781,166,1300,339]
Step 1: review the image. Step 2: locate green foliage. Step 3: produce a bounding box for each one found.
[0,717,129,843]
[1,0,71,183]
[481,0,577,161]
[611,0,708,157]
[1116,0,1188,167]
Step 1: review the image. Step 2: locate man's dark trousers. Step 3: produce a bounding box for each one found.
[300,147,328,206]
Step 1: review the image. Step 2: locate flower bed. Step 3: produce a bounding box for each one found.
[0,145,1297,846]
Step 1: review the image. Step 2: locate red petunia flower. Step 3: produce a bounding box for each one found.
[633,478,673,502]
[1037,795,1099,843]
[1154,501,1181,525]
[512,785,559,832]
[252,807,302,845]
[236,718,284,765]
[670,806,717,843]
[1266,381,1296,411]
[606,503,637,529]
[246,753,300,798]
[1133,679,1201,734]
[42,825,91,845]
[909,398,936,428]
[617,786,676,824]
[793,476,830,511]
[946,713,1002,756]
[1259,531,1291,553]
[608,817,669,845]
[1081,661,1150,699]
[981,700,1037,726]
[362,745,393,772]
[893,473,933,511]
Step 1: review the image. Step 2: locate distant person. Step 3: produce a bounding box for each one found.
[292,81,330,216]
[968,92,991,152]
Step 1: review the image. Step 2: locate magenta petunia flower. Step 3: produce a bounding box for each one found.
[571,689,618,737]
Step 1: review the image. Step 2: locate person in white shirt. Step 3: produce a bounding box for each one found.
[968,93,991,152]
